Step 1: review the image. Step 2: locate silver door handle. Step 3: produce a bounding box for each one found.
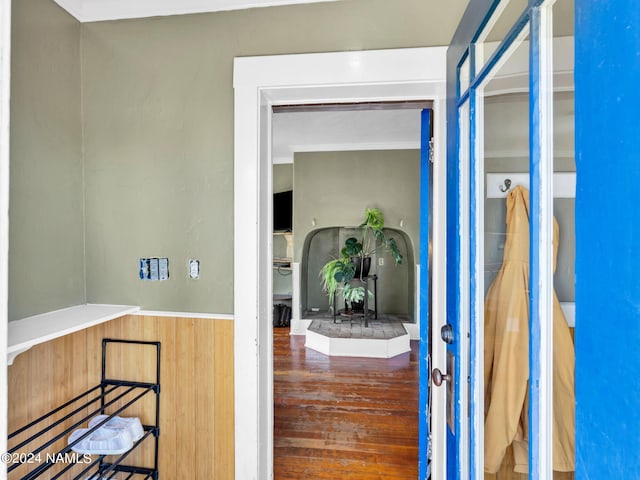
[432,368,451,386]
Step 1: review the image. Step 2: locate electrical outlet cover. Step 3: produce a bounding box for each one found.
[189,259,200,279]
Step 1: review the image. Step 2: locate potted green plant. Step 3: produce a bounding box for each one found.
[342,283,374,313]
[319,207,403,310]
[319,258,352,306]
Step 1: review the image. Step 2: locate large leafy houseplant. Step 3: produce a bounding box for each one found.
[341,283,374,312]
[319,207,403,309]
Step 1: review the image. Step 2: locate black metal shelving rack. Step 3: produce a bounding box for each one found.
[7,339,161,480]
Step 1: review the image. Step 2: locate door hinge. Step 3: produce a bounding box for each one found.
[429,138,435,164]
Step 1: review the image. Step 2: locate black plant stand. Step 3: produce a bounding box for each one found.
[333,274,378,327]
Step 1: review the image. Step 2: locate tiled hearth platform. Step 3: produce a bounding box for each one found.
[304,314,411,358]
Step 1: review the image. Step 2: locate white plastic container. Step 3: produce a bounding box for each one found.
[68,427,133,455]
[88,415,144,442]
[68,415,143,455]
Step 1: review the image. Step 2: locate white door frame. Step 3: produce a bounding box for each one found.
[0,0,11,475]
[233,46,448,479]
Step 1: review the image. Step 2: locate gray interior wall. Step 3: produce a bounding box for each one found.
[9,0,83,320]
[293,150,420,262]
[294,150,419,316]
[273,164,293,194]
[8,0,467,318]
[79,0,466,313]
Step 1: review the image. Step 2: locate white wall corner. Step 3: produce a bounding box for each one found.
[0,0,11,472]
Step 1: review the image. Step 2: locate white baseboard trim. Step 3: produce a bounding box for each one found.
[305,329,411,359]
[135,310,234,320]
[404,322,420,340]
[289,318,311,335]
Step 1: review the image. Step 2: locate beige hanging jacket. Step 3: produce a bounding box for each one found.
[484,185,575,474]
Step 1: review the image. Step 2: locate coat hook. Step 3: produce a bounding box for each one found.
[499,178,512,192]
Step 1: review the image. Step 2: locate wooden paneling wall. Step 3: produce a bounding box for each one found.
[7,314,234,479]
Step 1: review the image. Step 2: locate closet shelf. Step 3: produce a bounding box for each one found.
[8,304,140,365]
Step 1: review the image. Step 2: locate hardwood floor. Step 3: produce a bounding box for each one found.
[273,327,419,479]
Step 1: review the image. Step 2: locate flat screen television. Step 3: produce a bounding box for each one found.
[273,190,293,232]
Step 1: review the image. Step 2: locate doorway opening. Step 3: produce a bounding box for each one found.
[270,101,425,337]
[270,101,428,476]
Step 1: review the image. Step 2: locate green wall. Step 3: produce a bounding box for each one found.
[9,0,84,320]
[79,1,465,314]
[10,0,467,318]
[294,150,420,317]
[293,150,420,262]
[273,164,293,194]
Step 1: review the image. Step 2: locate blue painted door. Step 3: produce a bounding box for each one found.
[418,108,432,480]
[446,0,576,478]
[446,0,640,478]
[574,0,640,477]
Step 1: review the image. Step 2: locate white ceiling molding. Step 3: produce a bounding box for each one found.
[53,0,338,22]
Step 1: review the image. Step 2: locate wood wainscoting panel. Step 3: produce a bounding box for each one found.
[7,314,234,480]
[8,329,91,479]
[194,318,213,479]
[212,318,235,479]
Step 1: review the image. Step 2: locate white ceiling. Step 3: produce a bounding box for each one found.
[272,109,423,164]
[53,0,338,22]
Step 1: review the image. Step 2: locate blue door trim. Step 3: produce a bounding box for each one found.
[575,0,640,477]
[447,3,492,478]
[419,108,432,480]
[468,80,480,480]
[527,5,553,477]
[453,102,467,480]
[450,0,640,478]
[447,0,553,478]
[457,13,530,107]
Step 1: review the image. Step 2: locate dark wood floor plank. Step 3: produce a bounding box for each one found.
[274,327,419,479]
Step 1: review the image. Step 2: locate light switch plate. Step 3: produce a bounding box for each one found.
[158,258,169,280]
[149,258,159,280]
